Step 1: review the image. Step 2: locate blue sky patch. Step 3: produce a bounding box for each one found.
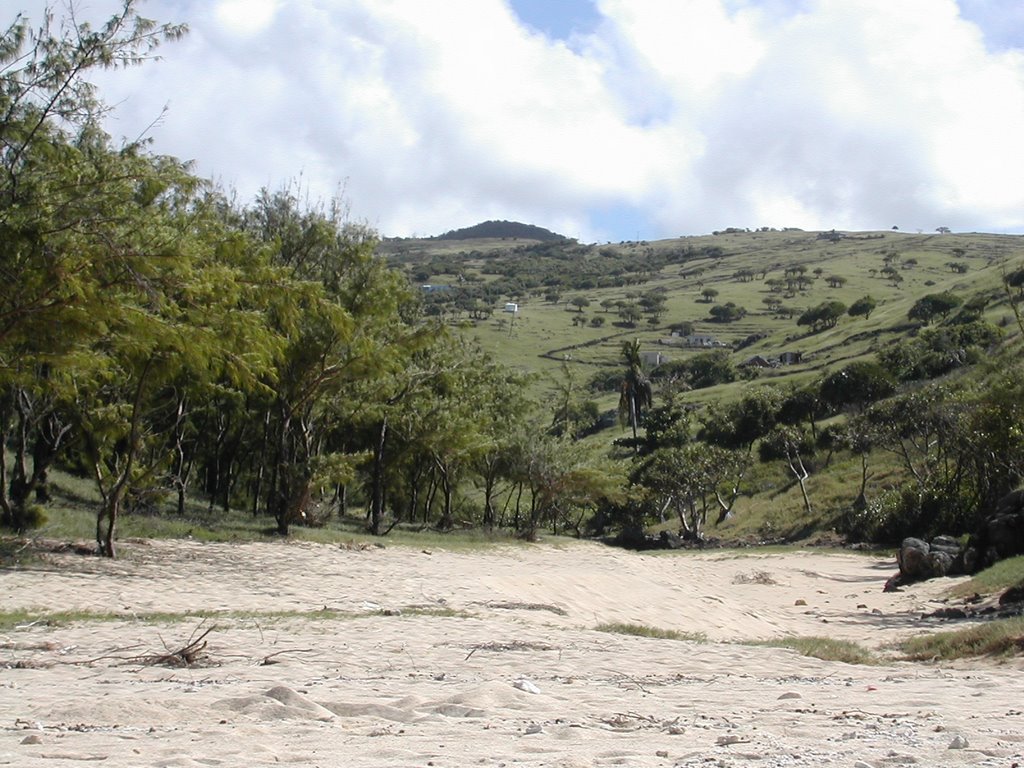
[508,0,600,42]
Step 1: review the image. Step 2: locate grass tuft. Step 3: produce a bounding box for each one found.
[948,556,1024,599]
[754,636,877,665]
[594,622,707,643]
[896,617,1024,661]
[0,605,468,631]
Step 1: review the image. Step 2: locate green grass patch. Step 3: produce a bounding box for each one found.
[948,556,1024,599]
[14,468,531,555]
[594,622,707,643]
[896,617,1024,661]
[754,636,877,665]
[0,605,468,631]
[0,609,123,631]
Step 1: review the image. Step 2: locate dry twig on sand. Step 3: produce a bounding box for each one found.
[464,640,558,660]
[138,624,216,667]
[479,601,569,616]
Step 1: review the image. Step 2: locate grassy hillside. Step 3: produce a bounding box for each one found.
[384,228,1022,394]
[381,228,1024,542]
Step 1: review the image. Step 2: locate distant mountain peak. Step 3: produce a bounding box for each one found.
[434,220,567,242]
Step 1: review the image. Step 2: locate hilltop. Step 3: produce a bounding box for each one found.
[433,219,568,242]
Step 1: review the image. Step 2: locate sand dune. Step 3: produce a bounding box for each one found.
[2,538,1022,767]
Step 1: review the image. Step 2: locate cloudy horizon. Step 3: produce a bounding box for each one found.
[14,0,1024,242]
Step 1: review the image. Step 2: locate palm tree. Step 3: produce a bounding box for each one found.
[618,339,653,451]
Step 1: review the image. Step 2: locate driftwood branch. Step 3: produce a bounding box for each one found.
[140,625,216,667]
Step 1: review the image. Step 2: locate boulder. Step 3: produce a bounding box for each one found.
[929,535,961,556]
[896,535,964,583]
[897,537,933,582]
[659,530,683,549]
[963,488,1024,572]
[998,584,1024,606]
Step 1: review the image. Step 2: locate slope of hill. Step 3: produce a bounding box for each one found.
[382,229,1023,390]
[377,227,1024,542]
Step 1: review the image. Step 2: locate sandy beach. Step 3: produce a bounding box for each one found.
[2,538,1022,767]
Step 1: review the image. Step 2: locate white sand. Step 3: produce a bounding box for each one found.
[2,538,1022,767]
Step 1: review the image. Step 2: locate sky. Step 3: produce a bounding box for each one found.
[13,0,1024,242]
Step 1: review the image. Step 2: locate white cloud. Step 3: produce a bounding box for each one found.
[11,0,1024,239]
[213,0,279,36]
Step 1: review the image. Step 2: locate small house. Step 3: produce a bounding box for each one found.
[681,333,717,348]
[640,351,666,368]
[739,355,775,369]
[503,302,519,313]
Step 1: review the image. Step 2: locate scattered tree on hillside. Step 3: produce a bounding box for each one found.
[618,303,642,327]
[709,302,747,323]
[819,361,896,413]
[760,427,814,516]
[847,295,877,320]
[908,292,963,325]
[699,386,782,454]
[797,301,847,332]
[618,340,653,452]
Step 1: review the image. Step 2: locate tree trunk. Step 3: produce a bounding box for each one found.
[435,456,454,530]
[853,452,872,511]
[97,487,124,558]
[92,355,154,557]
[787,450,813,516]
[251,409,271,517]
[482,466,498,529]
[369,417,388,535]
[0,406,12,528]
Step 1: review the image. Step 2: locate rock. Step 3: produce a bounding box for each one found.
[659,530,683,550]
[897,535,964,582]
[513,678,541,694]
[926,549,955,576]
[524,723,543,735]
[897,538,932,581]
[777,692,801,700]
[930,535,961,554]
[716,734,745,746]
[21,735,42,745]
[948,735,969,749]
[996,488,1024,516]
[794,599,807,606]
[987,512,1024,559]
[924,607,968,620]
[999,584,1024,605]
[883,574,903,592]
[965,488,1024,572]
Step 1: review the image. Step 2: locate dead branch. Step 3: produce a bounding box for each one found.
[259,648,318,666]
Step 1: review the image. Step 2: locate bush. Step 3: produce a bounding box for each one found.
[20,504,48,530]
[840,486,974,545]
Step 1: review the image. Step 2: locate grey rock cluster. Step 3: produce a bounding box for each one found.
[888,488,1024,591]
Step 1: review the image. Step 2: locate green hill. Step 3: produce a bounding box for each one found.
[433,219,568,242]
[378,227,1024,543]
[383,227,1023,386]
